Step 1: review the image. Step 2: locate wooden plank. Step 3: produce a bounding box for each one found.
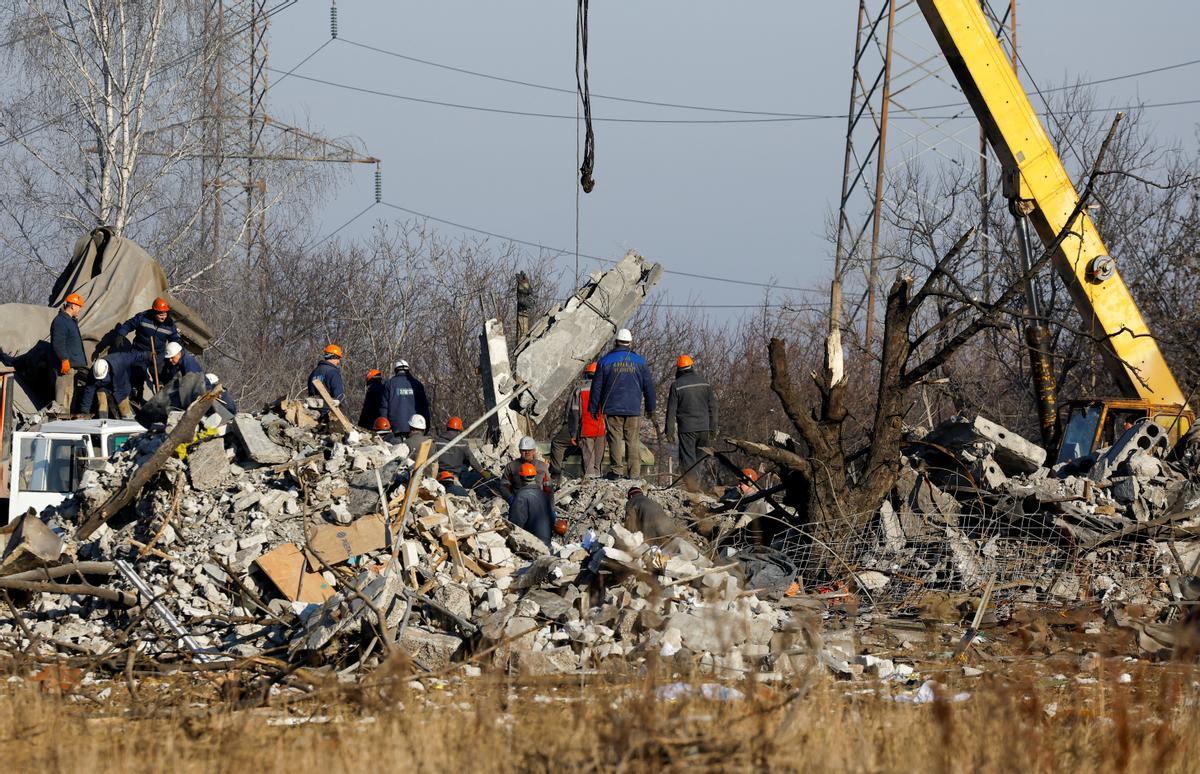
[306,513,391,566]
[255,543,336,604]
[310,378,354,433]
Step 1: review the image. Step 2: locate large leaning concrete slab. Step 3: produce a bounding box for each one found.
[480,251,662,454]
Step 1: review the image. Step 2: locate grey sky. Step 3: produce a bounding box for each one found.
[267,1,1200,312]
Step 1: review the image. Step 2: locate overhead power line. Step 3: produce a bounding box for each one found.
[374,200,821,294]
[269,66,1200,125]
[340,36,1200,120]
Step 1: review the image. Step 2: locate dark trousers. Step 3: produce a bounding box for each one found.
[678,430,712,488]
[549,426,578,481]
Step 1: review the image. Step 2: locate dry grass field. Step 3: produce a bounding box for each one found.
[0,656,1196,773]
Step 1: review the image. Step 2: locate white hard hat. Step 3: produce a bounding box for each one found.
[615,328,633,343]
[205,373,220,385]
[518,435,537,451]
[394,359,409,371]
[92,359,109,379]
[164,341,183,359]
[409,414,427,430]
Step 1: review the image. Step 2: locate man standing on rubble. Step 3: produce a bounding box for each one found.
[589,328,655,479]
[49,292,87,416]
[508,462,554,545]
[435,416,486,487]
[501,436,551,501]
[81,351,150,419]
[380,359,430,434]
[550,363,605,482]
[114,297,181,396]
[307,344,345,404]
[664,355,718,491]
[358,369,386,429]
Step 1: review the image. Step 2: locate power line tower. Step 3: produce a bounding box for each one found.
[830,0,1017,346]
[201,0,378,262]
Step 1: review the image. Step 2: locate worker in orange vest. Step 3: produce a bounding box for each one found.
[550,362,606,480]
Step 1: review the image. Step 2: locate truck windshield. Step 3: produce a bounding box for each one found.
[17,437,87,493]
[1057,406,1103,464]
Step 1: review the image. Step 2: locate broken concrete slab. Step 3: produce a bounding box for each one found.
[188,438,231,491]
[399,626,462,671]
[231,414,292,464]
[924,414,1046,473]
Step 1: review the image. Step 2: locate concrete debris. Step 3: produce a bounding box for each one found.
[0,402,1196,683]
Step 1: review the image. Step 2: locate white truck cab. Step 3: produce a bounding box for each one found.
[7,419,145,523]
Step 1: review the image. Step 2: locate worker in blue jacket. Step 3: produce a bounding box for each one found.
[160,341,204,385]
[114,297,181,395]
[588,328,656,479]
[307,344,345,403]
[380,359,430,434]
[81,350,150,419]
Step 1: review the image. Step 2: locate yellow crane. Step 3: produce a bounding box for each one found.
[917,0,1192,461]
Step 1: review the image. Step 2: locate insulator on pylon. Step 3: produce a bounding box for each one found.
[374,163,382,203]
[330,4,338,39]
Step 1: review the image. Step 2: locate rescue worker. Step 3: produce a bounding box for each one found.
[403,414,429,458]
[664,354,718,490]
[625,486,690,546]
[206,373,237,414]
[507,462,554,546]
[435,416,485,487]
[719,468,774,545]
[161,341,203,385]
[438,470,470,497]
[550,363,605,481]
[49,292,87,416]
[114,297,181,396]
[307,344,345,403]
[357,369,386,429]
[500,436,550,501]
[81,350,151,419]
[380,359,430,434]
[588,328,655,479]
[372,416,396,443]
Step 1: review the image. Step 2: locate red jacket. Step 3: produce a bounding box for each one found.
[580,387,605,438]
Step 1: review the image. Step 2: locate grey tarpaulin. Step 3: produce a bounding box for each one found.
[0,228,213,412]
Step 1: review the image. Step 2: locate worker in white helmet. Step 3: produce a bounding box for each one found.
[500,435,550,501]
[588,328,655,479]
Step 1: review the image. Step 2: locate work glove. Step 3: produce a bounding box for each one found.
[59,359,71,375]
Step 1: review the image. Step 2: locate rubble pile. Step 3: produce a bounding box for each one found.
[843,415,1200,612]
[1,397,1197,679]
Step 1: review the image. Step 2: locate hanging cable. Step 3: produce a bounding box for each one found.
[576,0,595,192]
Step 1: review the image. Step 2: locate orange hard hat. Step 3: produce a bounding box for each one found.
[446,416,464,431]
[437,470,455,482]
[64,293,84,307]
[323,344,343,359]
[365,369,382,383]
[152,297,170,313]
[519,462,538,478]
[741,468,759,483]
[373,416,391,431]
[585,362,597,375]
[676,354,694,369]
[554,517,569,536]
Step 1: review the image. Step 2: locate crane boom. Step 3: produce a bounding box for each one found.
[916,0,1186,408]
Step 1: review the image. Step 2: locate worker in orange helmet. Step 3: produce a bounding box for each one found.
[113,296,182,398]
[372,415,395,443]
[434,415,485,487]
[437,469,469,497]
[48,292,87,416]
[507,461,554,546]
[551,362,606,481]
[719,467,774,544]
[307,344,345,403]
[357,368,386,429]
[664,353,718,491]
